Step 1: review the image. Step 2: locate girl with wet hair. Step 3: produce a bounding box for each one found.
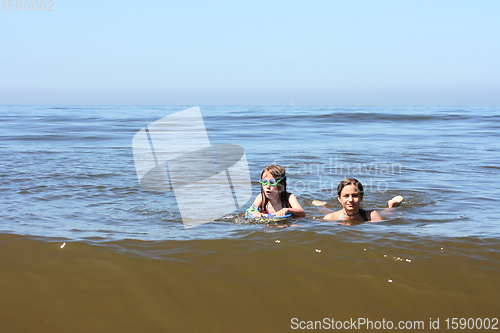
[246,164,305,218]
[313,178,403,223]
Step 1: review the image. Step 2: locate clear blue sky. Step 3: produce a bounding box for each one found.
[1,0,499,105]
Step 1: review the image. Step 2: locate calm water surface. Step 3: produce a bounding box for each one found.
[0,105,499,332]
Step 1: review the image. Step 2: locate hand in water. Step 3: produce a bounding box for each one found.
[274,209,289,216]
[388,196,404,208]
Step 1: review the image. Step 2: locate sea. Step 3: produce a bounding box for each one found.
[1,105,499,332]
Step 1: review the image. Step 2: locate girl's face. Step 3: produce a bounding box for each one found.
[337,184,363,212]
[261,172,280,200]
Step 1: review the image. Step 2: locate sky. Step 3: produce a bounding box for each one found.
[1,0,499,105]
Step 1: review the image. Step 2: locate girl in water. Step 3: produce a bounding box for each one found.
[312,178,403,223]
[246,165,306,218]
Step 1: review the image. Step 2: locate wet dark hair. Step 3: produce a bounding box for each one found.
[337,178,364,197]
[337,178,367,221]
[259,164,290,213]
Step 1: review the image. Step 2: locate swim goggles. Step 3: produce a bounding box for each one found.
[259,176,286,186]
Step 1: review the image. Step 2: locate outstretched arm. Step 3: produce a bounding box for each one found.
[311,200,327,207]
[311,199,335,215]
[368,210,382,222]
[376,195,404,220]
[388,196,404,208]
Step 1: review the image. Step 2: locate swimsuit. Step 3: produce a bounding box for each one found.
[246,193,293,218]
[246,204,272,217]
[245,204,291,220]
[341,210,367,221]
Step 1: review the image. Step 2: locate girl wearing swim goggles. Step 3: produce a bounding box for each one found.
[246,164,305,218]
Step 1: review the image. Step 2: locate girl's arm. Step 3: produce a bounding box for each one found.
[312,199,335,215]
[246,194,264,217]
[368,210,382,222]
[311,200,327,206]
[252,194,263,207]
[275,194,306,217]
[372,196,404,220]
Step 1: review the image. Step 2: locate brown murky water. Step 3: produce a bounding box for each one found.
[1,232,499,332]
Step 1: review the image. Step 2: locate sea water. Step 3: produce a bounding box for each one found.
[1,105,499,332]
